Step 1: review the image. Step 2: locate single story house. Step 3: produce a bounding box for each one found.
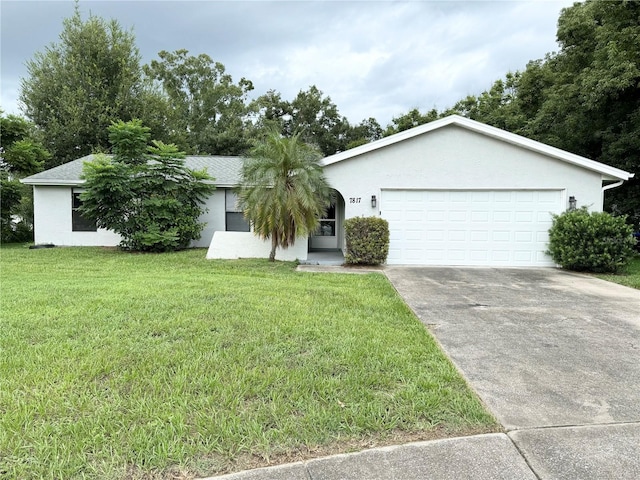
[22,115,633,266]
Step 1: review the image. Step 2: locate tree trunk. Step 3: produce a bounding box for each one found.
[269,235,277,262]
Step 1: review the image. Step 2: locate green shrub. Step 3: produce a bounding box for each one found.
[345,216,390,265]
[547,207,635,273]
[80,120,215,252]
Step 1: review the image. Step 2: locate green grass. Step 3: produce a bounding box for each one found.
[0,246,497,479]
[597,255,640,289]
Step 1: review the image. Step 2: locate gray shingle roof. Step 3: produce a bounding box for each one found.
[21,154,244,187]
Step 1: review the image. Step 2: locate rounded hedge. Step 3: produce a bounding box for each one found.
[344,216,390,265]
[547,207,635,273]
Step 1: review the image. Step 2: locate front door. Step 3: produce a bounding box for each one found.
[310,202,339,250]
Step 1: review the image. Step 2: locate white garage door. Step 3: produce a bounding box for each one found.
[381,190,563,266]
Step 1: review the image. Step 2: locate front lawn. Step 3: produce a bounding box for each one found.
[0,246,497,479]
[597,255,640,289]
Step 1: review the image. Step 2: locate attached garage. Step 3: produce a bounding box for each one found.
[321,115,633,267]
[382,189,563,266]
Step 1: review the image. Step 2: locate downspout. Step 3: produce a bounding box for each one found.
[601,180,627,213]
[602,180,625,193]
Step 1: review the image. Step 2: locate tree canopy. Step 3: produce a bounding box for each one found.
[143,49,255,156]
[19,4,156,167]
[253,86,352,156]
[0,113,49,242]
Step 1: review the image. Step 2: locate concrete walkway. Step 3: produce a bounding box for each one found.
[204,267,640,479]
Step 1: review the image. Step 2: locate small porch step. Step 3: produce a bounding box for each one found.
[300,250,344,266]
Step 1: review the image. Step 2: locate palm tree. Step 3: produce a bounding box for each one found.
[238,130,332,261]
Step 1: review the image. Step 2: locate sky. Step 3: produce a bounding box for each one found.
[1,0,576,127]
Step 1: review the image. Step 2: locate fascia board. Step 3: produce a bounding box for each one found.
[20,179,85,186]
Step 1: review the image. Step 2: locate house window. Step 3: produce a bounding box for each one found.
[72,190,97,232]
[316,203,336,236]
[225,189,250,232]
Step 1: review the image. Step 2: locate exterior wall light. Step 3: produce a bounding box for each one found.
[371,195,377,208]
[569,196,577,211]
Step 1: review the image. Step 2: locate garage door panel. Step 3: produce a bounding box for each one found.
[515,231,533,242]
[537,231,550,242]
[493,231,510,242]
[405,210,424,222]
[493,211,512,222]
[470,230,488,241]
[450,191,469,202]
[382,189,562,266]
[448,230,467,241]
[447,250,466,261]
[470,250,489,261]
[450,211,468,222]
[515,212,534,222]
[426,230,445,241]
[494,191,513,202]
[491,251,510,262]
[538,190,561,203]
[472,191,491,202]
[516,191,535,202]
[426,211,445,222]
[514,250,534,262]
[471,211,490,222]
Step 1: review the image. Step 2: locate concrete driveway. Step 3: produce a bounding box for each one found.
[385,266,640,478]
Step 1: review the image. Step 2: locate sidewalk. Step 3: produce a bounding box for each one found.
[203,433,536,480]
[203,423,640,480]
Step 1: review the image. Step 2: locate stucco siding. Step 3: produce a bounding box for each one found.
[206,231,308,261]
[33,186,122,246]
[193,190,225,247]
[33,186,227,248]
[323,125,605,221]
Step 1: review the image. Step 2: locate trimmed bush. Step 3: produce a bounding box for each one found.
[547,207,635,273]
[345,216,390,265]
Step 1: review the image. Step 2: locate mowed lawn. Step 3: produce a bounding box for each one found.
[597,255,640,290]
[0,246,497,479]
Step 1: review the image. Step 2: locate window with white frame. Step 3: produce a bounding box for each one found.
[315,203,336,236]
[71,189,97,232]
[225,189,250,232]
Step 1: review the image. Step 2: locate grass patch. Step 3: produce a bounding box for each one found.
[0,246,497,479]
[596,255,640,289]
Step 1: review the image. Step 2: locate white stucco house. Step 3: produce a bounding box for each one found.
[22,115,633,266]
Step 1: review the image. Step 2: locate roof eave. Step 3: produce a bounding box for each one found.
[21,179,85,186]
[22,178,235,187]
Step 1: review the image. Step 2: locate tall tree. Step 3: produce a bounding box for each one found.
[0,113,50,242]
[19,3,160,166]
[445,73,527,134]
[253,86,352,156]
[288,86,352,155]
[345,117,383,149]
[237,130,332,261]
[143,49,255,156]
[524,0,640,225]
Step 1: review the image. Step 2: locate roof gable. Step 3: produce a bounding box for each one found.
[21,154,245,187]
[322,115,633,182]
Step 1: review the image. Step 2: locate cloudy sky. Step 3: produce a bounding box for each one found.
[1,0,575,127]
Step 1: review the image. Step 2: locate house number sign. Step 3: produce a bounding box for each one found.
[349,197,361,203]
